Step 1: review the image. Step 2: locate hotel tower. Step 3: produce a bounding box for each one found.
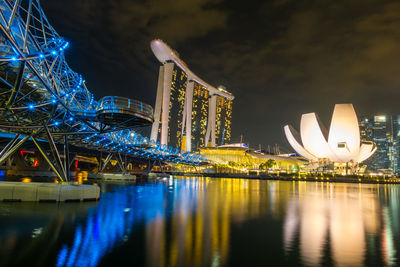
[150,39,234,152]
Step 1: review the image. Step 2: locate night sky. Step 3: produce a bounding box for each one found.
[41,0,400,152]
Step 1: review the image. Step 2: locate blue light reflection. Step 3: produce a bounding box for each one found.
[56,179,199,267]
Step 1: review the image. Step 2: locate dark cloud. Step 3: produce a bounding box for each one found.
[43,0,227,63]
[42,0,228,104]
[41,0,400,151]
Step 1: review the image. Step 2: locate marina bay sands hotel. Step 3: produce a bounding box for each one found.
[150,39,234,152]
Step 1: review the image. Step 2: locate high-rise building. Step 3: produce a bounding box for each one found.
[167,64,188,149]
[391,115,400,174]
[191,82,209,149]
[359,117,373,141]
[215,93,233,146]
[372,115,391,171]
[359,115,395,174]
[150,39,234,152]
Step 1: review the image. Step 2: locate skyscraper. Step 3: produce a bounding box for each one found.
[215,93,233,146]
[372,116,392,171]
[391,115,400,174]
[359,117,373,141]
[190,82,209,149]
[150,39,234,152]
[359,115,395,174]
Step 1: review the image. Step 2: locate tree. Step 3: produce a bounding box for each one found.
[228,161,236,167]
[259,159,275,170]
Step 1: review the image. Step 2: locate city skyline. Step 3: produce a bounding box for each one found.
[0,1,400,267]
[39,0,400,150]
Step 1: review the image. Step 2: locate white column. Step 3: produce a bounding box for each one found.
[160,62,174,145]
[210,94,217,147]
[205,94,217,147]
[150,65,164,142]
[181,78,190,138]
[185,80,194,152]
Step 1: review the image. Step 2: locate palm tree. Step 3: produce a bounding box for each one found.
[259,159,275,170]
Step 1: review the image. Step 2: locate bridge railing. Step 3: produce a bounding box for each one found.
[97,96,153,118]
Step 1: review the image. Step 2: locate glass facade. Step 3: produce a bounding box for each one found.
[359,115,396,174]
[392,115,400,174]
[216,96,232,146]
[191,82,209,150]
[165,64,187,149]
[359,117,373,141]
[371,116,391,172]
[154,62,233,152]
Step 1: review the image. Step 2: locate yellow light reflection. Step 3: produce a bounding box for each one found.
[283,182,383,266]
[144,178,267,267]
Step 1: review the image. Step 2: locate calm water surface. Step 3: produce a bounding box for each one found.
[0,177,399,267]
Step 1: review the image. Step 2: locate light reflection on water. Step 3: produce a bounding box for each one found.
[0,178,399,266]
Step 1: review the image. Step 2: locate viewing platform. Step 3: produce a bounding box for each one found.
[96,96,154,128]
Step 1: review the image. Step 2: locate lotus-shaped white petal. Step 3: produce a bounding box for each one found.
[284,125,317,161]
[284,104,376,163]
[357,142,377,162]
[300,113,339,161]
[328,104,360,162]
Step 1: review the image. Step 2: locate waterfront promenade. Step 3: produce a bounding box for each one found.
[162,172,400,184]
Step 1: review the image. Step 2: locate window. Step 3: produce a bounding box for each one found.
[338,142,346,148]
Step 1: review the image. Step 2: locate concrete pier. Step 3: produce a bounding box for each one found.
[0,182,100,202]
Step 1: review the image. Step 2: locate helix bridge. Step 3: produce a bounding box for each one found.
[0,0,206,182]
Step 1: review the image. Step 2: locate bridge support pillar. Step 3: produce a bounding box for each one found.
[0,134,21,160]
[98,153,129,174]
[116,153,128,175]
[100,153,113,172]
[0,135,28,166]
[31,136,65,183]
[64,135,70,182]
[98,151,103,172]
[44,126,67,182]
[144,160,156,175]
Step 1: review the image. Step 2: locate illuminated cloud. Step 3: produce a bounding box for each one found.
[284,104,376,163]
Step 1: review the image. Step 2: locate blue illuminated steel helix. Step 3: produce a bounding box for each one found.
[0,0,206,166]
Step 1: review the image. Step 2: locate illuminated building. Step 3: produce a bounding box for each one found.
[372,116,393,172]
[392,115,400,174]
[199,144,304,173]
[151,62,188,149]
[284,104,377,172]
[359,115,397,174]
[191,82,209,149]
[215,92,233,146]
[150,39,234,152]
[359,117,373,141]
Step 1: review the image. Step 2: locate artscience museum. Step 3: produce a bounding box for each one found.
[284,104,377,171]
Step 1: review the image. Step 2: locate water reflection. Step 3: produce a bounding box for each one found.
[56,182,169,267]
[52,178,268,267]
[0,201,96,266]
[282,182,399,266]
[144,178,266,267]
[0,178,399,266]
